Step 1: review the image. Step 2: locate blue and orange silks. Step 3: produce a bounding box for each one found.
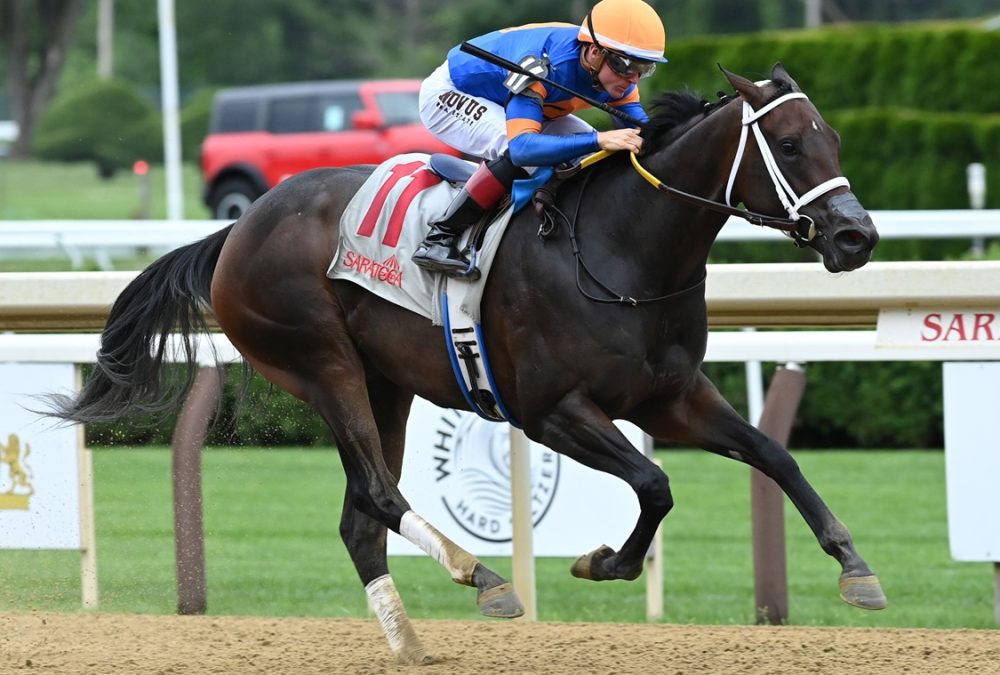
[446,24,648,167]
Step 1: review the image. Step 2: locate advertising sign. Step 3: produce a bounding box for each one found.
[942,362,1000,562]
[878,307,1000,354]
[0,363,81,550]
[388,398,646,557]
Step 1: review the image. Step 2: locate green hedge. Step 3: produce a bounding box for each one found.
[656,23,1000,114]
[85,355,946,450]
[86,365,335,448]
[827,108,1000,209]
[33,79,163,177]
[86,361,945,450]
[31,79,212,173]
[638,22,1000,212]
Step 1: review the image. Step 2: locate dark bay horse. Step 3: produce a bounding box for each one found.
[51,65,882,663]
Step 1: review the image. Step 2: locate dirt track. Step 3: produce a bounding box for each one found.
[2,611,998,674]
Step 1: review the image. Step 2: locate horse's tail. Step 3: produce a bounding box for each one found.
[46,224,235,424]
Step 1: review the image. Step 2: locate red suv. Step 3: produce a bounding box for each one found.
[201,79,459,219]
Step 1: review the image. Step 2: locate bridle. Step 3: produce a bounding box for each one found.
[552,86,851,306]
[629,88,850,246]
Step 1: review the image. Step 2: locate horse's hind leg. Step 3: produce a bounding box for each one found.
[326,371,523,622]
[639,372,887,610]
[242,328,523,634]
[342,499,430,664]
[339,376,430,665]
[338,372,520,663]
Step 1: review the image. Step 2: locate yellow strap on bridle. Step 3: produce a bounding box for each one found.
[577,149,615,170]
[577,149,662,189]
[627,151,663,189]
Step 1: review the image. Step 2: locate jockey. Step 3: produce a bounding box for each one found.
[413,0,667,275]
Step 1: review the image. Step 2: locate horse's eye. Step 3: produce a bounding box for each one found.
[779,140,798,156]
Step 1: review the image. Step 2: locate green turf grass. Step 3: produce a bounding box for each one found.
[0,447,994,628]
[0,159,210,271]
[0,159,210,220]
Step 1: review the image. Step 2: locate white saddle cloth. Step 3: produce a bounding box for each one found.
[327,153,515,326]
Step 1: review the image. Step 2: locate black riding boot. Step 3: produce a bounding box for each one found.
[410,199,483,275]
[412,151,524,275]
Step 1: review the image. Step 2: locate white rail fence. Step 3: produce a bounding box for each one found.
[1,210,998,269]
[2,260,999,622]
[1,260,999,330]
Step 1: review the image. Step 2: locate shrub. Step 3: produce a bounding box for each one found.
[656,23,1000,113]
[86,365,334,448]
[33,78,162,178]
[641,23,1000,215]
[827,108,1000,211]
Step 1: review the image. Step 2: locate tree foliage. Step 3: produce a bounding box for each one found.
[32,78,160,177]
[1,0,84,157]
[40,0,1000,97]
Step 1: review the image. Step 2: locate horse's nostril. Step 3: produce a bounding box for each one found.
[835,228,869,251]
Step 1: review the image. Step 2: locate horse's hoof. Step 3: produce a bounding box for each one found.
[477,582,524,618]
[570,544,616,580]
[839,574,887,610]
[393,647,435,666]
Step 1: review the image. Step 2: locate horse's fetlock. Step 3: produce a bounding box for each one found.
[620,562,644,582]
[819,519,854,555]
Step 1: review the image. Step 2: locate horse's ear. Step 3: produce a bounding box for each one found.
[718,64,765,107]
[770,62,801,91]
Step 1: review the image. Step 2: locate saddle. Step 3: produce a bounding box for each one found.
[426,150,604,243]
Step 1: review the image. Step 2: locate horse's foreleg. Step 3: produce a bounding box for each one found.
[637,373,887,610]
[532,390,672,582]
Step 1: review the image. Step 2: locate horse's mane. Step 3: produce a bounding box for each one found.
[640,78,794,153]
[640,90,733,152]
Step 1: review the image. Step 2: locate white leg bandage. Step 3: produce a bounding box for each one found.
[399,510,479,584]
[365,574,427,664]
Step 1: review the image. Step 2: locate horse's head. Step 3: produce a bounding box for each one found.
[721,63,879,272]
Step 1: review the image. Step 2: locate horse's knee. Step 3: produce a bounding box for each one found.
[636,468,673,517]
[338,506,357,542]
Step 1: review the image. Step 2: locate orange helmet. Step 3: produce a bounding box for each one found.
[578,0,667,63]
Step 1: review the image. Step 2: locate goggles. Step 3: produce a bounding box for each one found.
[603,50,656,79]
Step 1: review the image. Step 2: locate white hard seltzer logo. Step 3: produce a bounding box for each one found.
[430,409,560,542]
